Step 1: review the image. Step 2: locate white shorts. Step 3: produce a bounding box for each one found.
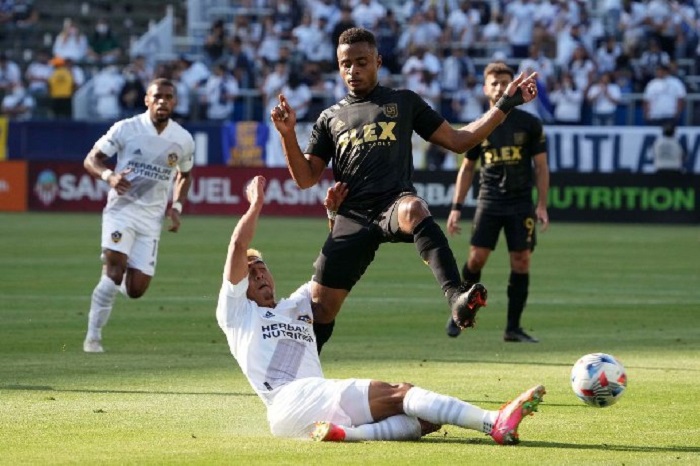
[101,209,161,276]
[266,377,373,438]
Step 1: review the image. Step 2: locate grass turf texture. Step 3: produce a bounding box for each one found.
[1,212,699,465]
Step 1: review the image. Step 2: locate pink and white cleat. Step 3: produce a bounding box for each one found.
[490,385,546,445]
[310,421,346,442]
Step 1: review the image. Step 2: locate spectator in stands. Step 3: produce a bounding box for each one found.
[128,55,153,89]
[225,36,256,89]
[280,72,312,121]
[203,62,240,121]
[646,0,678,58]
[25,49,52,97]
[415,69,442,111]
[445,0,482,51]
[87,17,122,65]
[374,9,400,74]
[331,6,355,49]
[505,0,537,58]
[119,66,146,118]
[643,62,687,126]
[47,56,75,119]
[451,74,486,124]
[636,38,671,89]
[441,46,476,118]
[203,18,227,64]
[171,65,192,123]
[1,79,34,120]
[568,44,597,95]
[272,0,300,40]
[549,71,584,125]
[0,51,22,95]
[92,65,124,120]
[586,71,623,126]
[674,0,698,60]
[3,0,39,48]
[653,122,686,173]
[351,0,386,30]
[261,59,289,119]
[310,0,340,31]
[257,14,284,67]
[53,18,88,63]
[402,45,441,92]
[619,0,648,57]
[595,35,623,75]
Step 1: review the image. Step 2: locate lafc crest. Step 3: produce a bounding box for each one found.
[382,103,398,118]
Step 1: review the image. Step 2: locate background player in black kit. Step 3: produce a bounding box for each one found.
[447,62,550,343]
[270,28,540,353]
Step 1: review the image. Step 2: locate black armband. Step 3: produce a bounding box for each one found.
[451,202,463,211]
[495,88,525,113]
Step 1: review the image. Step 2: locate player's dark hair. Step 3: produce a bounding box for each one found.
[483,62,514,80]
[338,27,377,48]
[148,77,177,95]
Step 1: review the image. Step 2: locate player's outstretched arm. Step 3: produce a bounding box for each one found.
[224,176,266,285]
[429,72,539,155]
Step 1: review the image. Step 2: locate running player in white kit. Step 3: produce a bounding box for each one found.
[83,78,194,353]
[217,175,546,444]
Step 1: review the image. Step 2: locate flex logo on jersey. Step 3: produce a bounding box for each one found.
[110,231,122,243]
[483,146,523,165]
[337,122,397,152]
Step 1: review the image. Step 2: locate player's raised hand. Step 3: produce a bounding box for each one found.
[111,167,133,195]
[246,175,266,208]
[270,94,296,134]
[496,72,538,113]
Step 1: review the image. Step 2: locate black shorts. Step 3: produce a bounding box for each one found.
[313,194,416,291]
[470,206,537,252]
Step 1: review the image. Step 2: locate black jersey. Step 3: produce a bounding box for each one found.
[466,108,547,212]
[305,85,444,221]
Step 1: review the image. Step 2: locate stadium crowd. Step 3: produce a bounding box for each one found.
[0,0,699,126]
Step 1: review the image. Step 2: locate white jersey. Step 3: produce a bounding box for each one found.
[96,112,194,222]
[216,278,323,407]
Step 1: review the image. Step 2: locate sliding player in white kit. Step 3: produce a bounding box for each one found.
[83,78,194,353]
[216,175,546,444]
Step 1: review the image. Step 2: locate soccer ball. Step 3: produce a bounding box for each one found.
[570,353,627,408]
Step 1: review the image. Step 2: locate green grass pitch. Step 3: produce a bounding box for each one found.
[1,212,699,465]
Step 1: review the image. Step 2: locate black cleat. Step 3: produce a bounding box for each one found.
[503,328,540,343]
[448,283,488,334]
[445,316,462,338]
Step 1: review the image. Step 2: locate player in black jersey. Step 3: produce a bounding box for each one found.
[447,62,550,343]
[270,28,539,353]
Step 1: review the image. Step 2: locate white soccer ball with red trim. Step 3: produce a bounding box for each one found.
[570,353,627,408]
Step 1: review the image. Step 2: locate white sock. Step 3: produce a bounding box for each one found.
[86,275,119,341]
[343,415,421,441]
[403,386,498,434]
[118,278,128,297]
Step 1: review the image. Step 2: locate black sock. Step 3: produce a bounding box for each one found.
[413,217,461,301]
[507,271,529,331]
[462,267,481,287]
[314,320,335,354]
